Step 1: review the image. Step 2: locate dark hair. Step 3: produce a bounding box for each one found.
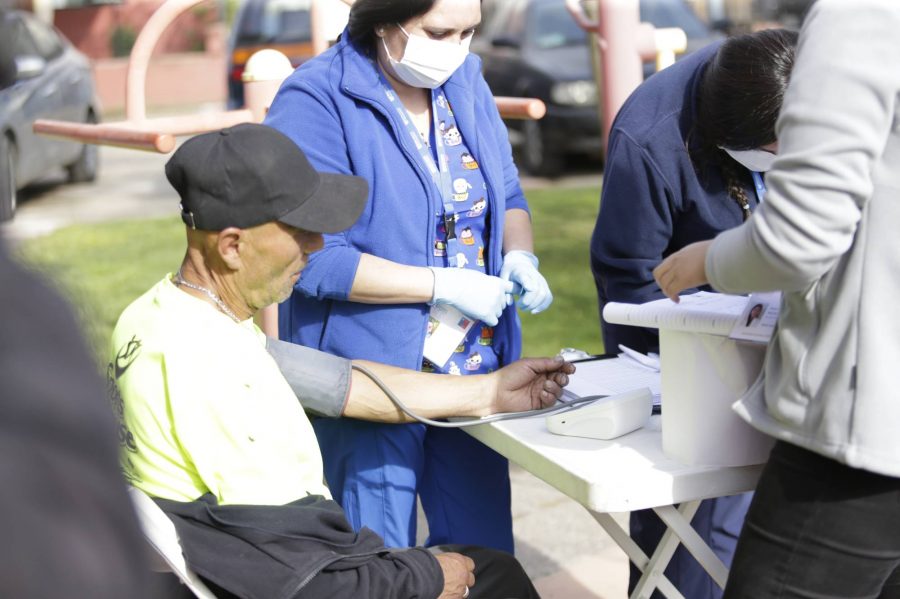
[692,28,798,219]
[348,0,438,49]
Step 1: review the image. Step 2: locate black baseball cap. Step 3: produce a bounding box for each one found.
[165,123,368,233]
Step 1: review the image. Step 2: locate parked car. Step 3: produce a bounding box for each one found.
[474,0,723,176]
[0,9,100,222]
[226,0,314,109]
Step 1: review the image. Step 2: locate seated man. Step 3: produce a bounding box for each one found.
[109,123,574,599]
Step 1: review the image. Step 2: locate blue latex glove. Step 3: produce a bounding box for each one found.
[499,250,553,314]
[429,267,514,326]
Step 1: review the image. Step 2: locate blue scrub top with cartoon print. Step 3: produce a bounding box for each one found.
[423,88,498,377]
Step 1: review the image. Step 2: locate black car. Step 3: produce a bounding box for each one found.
[0,9,100,221]
[475,0,721,176]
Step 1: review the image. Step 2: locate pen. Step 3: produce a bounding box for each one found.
[617,344,661,371]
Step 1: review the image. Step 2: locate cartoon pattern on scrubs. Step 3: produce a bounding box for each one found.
[422,89,498,377]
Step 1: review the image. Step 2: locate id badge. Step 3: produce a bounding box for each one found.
[423,304,475,368]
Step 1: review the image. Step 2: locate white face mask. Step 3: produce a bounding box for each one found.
[722,147,777,173]
[382,24,471,89]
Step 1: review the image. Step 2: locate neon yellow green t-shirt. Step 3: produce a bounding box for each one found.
[108,275,330,505]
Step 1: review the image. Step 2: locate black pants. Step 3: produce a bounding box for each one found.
[433,545,541,599]
[295,545,540,599]
[724,441,900,599]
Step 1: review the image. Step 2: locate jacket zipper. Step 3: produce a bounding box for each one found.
[342,84,439,364]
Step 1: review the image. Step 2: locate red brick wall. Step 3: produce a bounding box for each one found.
[91,49,226,114]
[54,0,220,60]
[52,3,228,113]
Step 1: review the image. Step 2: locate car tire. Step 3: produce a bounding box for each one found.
[67,113,99,184]
[520,119,564,178]
[0,136,16,223]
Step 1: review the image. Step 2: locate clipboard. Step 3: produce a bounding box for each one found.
[562,354,662,414]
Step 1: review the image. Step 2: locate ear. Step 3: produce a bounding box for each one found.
[216,227,244,271]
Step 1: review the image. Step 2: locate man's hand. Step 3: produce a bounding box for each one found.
[653,240,712,302]
[436,552,475,599]
[492,356,576,413]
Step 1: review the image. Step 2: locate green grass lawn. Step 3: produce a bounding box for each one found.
[18,184,605,366]
[19,216,185,364]
[521,185,605,358]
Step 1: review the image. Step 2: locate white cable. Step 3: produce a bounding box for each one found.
[350,363,606,428]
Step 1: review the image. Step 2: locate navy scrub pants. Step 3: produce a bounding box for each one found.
[312,417,514,553]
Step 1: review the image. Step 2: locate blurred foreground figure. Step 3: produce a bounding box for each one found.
[0,240,152,597]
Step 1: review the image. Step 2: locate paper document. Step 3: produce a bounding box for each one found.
[422,304,476,368]
[603,291,748,336]
[618,344,661,371]
[729,291,781,344]
[562,357,661,407]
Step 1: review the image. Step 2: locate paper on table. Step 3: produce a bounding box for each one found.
[422,304,476,368]
[602,291,747,336]
[728,291,781,344]
[562,357,661,406]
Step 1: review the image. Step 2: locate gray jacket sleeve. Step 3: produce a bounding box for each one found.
[706,0,900,293]
[266,337,351,417]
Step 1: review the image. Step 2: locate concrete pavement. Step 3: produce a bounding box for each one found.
[2,143,627,598]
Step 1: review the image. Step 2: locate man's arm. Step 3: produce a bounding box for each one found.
[266,338,574,423]
[343,356,574,422]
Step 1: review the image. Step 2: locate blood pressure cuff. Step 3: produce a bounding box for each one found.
[265,337,352,418]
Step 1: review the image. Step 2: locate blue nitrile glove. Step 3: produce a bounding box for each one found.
[499,250,553,314]
[429,267,514,326]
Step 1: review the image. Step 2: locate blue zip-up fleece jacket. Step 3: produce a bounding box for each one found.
[265,31,526,369]
[590,42,758,354]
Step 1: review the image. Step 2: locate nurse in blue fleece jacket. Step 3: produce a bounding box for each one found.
[264,0,552,553]
[590,30,796,599]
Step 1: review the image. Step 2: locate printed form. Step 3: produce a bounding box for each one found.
[562,357,661,407]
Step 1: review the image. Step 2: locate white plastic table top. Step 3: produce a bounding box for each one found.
[465,412,763,514]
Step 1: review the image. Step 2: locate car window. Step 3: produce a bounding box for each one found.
[4,16,40,58]
[235,0,312,45]
[639,0,709,39]
[482,0,527,43]
[21,14,64,61]
[528,2,587,50]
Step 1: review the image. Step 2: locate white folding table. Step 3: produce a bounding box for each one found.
[465,407,763,598]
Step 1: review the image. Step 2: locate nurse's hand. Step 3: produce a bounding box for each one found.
[653,240,712,302]
[429,267,514,326]
[499,250,553,314]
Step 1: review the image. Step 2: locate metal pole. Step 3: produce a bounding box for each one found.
[32,120,176,153]
[126,0,211,122]
[566,0,684,155]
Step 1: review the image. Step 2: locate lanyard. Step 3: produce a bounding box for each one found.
[379,79,461,267]
[751,171,767,204]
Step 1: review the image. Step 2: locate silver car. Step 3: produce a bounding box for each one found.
[0,9,100,222]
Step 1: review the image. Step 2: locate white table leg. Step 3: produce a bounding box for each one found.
[590,511,684,599]
[654,503,729,589]
[630,502,701,599]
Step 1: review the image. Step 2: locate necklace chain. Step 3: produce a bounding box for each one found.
[172,270,241,323]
